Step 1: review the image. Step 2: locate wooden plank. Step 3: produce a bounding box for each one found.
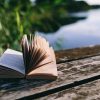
[0,45,100,100]
[39,79,100,100]
[1,55,100,99]
[18,73,100,100]
[56,45,100,63]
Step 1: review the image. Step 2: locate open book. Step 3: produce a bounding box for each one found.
[0,34,58,79]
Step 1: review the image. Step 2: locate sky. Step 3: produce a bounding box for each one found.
[76,0,100,5]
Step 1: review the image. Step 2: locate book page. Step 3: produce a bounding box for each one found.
[27,45,58,79]
[33,41,55,68]
[21,34,57,77]
[0,49,25,75]
[26,35,53,72]
[27,62,57,79]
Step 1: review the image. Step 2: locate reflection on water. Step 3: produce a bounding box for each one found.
[39,9,100,50]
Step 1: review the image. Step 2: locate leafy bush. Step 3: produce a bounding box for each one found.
[0,0,32,53]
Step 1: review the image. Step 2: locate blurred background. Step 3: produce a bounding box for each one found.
[0,0,100,54]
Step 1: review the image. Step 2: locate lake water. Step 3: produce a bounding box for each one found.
[39,9,100,50]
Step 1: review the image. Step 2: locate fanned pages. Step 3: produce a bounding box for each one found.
[0,34,58,79]
[27,46,58,79]
[21,34,57,78]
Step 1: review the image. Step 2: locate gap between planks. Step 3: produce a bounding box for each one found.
[17,73,100,100]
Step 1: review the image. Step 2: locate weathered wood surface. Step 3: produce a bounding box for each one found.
[40,79,100,100]
[0,45,100,100]
[56,45,100,63]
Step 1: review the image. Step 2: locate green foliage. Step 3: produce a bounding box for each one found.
[0,0,90,53]
[0,0,32,52]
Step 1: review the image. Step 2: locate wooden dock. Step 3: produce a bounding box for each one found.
[0,45,100,100]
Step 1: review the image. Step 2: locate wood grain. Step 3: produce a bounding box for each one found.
[0,45,100,100]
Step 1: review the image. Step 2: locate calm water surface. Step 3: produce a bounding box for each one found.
[39,9,100,50]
